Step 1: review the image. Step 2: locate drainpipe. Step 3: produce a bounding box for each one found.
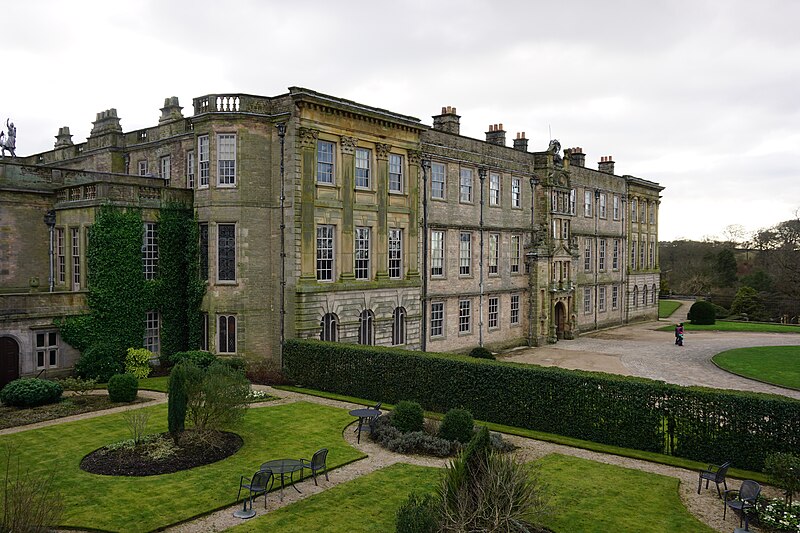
[421,158,430,352]
[276,123,287,365]
[478,167,486,347]
[527,176,538,346]
[594,189,600,331]
[44,210,56,292]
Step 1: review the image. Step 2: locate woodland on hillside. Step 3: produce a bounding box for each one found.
[659,218,800,321]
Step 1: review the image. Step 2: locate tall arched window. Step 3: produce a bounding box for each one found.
[320,313,338,342]
[632,286,639,308]
[392,307,406,346]
[643,286,648,306]
[359,309,374,345]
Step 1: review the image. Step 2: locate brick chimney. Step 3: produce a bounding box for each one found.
[432,106,461,135]
[513,132,528,152]
[598,155,615,174]
[485,123,506,146]
[568,147,585,167]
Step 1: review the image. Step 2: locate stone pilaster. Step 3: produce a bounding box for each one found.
[374,143,391,280]
[299,127,318,281]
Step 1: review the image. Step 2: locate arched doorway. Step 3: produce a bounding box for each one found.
[554,302,567,339]
[0,337,20,388]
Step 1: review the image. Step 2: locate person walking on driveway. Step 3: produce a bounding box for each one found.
[676,323,685,346]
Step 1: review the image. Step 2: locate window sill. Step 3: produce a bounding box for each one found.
[215,280,238,286]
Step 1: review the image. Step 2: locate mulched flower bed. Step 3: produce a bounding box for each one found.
[80,430,243,476]
[0,395,153,430]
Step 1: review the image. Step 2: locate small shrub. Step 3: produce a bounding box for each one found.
[218,357,246,373]
[387,431,454,457]
[392,400,425,433]
[125,348,154,379]
[122,409,151,445]
[396,492,438,533]
[246,358,290,385]
[764,452,800,505]
[371,414,403,444]
[75,342,124,382]
[469,346,495,360]
[687,300,716,325]
[144,435,178,461]
[439,408,475,444]
[168,350,217,369]
[489,431,517,453]
[185,361,250,431]
[56,376,97,397]
[107,373,138,403]
[0,378,63,408]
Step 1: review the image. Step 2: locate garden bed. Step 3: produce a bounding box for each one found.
[0,395,153,430]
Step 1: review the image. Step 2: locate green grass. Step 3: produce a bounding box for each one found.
[138,375,170,392]
[658,320,800,333]
[229,463,441,533]
[0,401,365,532]
[659,299,682,318]
[538,454,715,532]
[713,346,800,390]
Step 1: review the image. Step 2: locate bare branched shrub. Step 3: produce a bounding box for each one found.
[185,362,250,431]
[1,445,64,533]
[122,409,151,445]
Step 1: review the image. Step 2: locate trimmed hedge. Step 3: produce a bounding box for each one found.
[0,378,63,407]
[284,339,800,471]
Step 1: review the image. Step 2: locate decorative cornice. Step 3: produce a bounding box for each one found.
[299,127,319,149]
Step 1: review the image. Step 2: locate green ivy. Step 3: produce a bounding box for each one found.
[284,339,800,472]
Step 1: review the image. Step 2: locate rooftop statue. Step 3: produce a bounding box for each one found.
[0,119,16,158]
[548,139,562,165]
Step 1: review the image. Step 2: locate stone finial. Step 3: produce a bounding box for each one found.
[54,126,74,148]
[159,96,184,124]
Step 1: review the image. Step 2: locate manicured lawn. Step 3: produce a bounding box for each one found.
[659,300,682,318]
[658,321,800,333]
[138,375,170,392]
[713,346,800,389]
[230,463,441,533]
[0,401,365,532]
[538,454,715,532]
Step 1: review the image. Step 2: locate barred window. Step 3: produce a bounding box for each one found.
[35,331,59,369]
[316,225,334,281]
[459,232,471,276]
[584,190,592,217]
[489,233,499,275]
[355,227,371,280]
[612,285,619,309]
[460,168,473,203]
[488,297,499,329]
[640,234,646,269]
[217,134,236,186]
[355,148,371,188]
[459,299,471,333]
[200,312,208,351]
[631,199,638,222]
[138,160,148,176]
[489,173,500,206]
[389,154,403,192]
[217,224,236,281]
[431,230,444,277]
[143,222,158,280]
[321,313,338,342]
[430,302,444,337]
[511,235,521,273]
[510,294,520,325]
[599,193,606,218]
[144,311,160,354]
[317,140,335,184]
[569,188,576,214]
[199,223,209,280]
[389,229,402,279]
[359,309,374,345]
[613,196,620,220]
[631,238,637,270]
[218,314,236,354]
[511,178,521,208]
[198,135,209,187]
[392,307,406,346]
[159,156,171,184]
[431,162,445,199]
[584,238,592,272]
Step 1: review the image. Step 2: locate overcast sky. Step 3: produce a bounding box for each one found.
[4,0,799,241]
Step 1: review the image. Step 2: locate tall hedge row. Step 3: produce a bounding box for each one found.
[283,339,800,471]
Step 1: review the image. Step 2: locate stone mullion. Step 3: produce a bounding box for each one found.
[299,128,318,281]
[406,150,421,277]
[339,136,357,280]
[375,144,391,280]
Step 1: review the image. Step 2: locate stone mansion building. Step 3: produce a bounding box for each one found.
[0,87,663,385]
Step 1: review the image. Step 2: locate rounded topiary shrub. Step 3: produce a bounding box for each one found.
[687,300,716,325]
[75,343,124,382]
[0,378,63,407]
[107,373,138,403]
[469,346,495,360]
[439,408,475,444]
[392,400,425,433]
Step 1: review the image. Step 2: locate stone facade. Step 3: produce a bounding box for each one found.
[0,87,663,383]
